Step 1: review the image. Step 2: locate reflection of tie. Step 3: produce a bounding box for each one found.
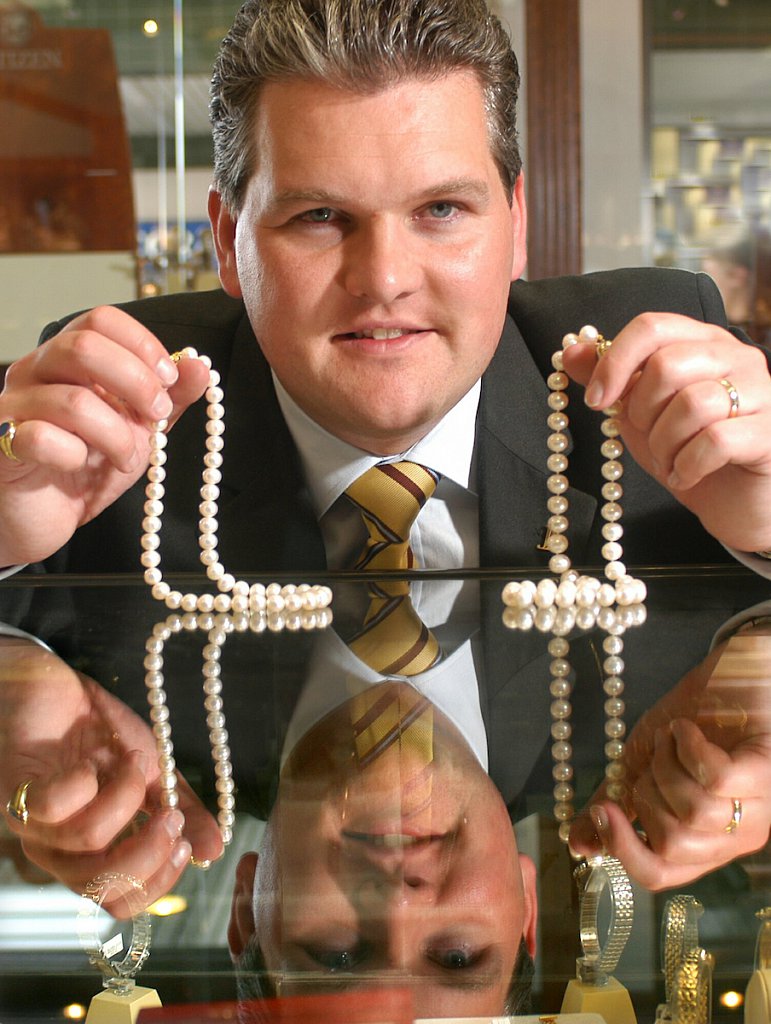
[351,680,433,771]
[345,462,440,675]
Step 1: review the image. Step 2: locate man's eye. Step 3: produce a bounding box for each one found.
[427,945,480,970]
[300,207,336,223]
[427,202,457,219]
[305,942,370,972]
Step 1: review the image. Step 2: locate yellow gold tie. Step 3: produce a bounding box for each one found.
[345,461,440,675]
[346,461,439,571]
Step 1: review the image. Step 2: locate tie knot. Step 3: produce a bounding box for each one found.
[345,461,438,571]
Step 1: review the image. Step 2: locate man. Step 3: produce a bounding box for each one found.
[0,0,770,576]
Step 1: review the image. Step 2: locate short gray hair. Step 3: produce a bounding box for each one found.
[210,0,521,213]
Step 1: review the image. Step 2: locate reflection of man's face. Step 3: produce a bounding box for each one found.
[229,691,537,1018]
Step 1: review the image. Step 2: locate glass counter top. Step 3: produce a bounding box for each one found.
[0,565,769,1023]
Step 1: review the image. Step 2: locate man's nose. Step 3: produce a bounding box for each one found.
[341,218,423,303]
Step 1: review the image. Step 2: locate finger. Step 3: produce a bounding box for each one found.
[25,810,193,918]
[19,750,149,853]
[4,761,100,835]
[30,306,180,397]
[3,387,154,475]
[671,717,771,796]
[585,801,726,891]
[576,313,768,412]
[149,773,224,866]
[647,726,738,833]
[667,413,771,491]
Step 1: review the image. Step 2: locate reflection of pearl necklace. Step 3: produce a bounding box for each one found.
[140,347,333,618]
[502,326,647,843]
[144,604,333,853]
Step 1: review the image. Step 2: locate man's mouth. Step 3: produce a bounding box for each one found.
[352,328,409,340]
[341,830,452,848]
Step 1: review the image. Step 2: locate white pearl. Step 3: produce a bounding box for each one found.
[562,332,579,348]
[601,460,624,481]
[605,560,626,581]
[601,541,623,562]
[547,474,568,495]
[549,554,571,575]
[141,550,161,568]
[601,439,624,460]
[601,501,623,522]
[144,568,162,585]
[551,350,565,370]
[548,412,568,432]
[547,391,568,411]
[548,371,569,391]
[547,495,569,515]
[578,324,599,343]
[547,432,569,454]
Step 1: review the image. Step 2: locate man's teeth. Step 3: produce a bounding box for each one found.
[354,329,407,340]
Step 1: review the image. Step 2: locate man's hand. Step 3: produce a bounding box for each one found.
[562,313,771,552]
[1,639,223,916]
[0,306,209,566]
[569,630,771,890]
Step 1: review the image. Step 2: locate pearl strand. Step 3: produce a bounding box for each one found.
[144,604,333,851]
[501,326,648,843]
[141,347,332,618]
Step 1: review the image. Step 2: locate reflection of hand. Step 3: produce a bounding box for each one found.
[0,306,209,566]
[569,628,771,890]
[563,312,771,552]
[1,638,223,915]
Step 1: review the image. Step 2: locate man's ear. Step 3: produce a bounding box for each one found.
[208,188,243,298]
[228,851,258,960]
[518,853,538,959]
[510,171,528,283]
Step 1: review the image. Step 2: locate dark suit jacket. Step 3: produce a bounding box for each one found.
[40,266,735,575]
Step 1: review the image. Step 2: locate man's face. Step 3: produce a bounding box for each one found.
[229,696,537,1018]
[211,73,527,455]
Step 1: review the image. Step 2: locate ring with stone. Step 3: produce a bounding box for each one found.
[0,420,21,463]
[724,797,742,833]
[718,378,740,419]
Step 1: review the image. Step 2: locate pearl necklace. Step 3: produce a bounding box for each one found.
[144,602,333,854]
[502,326,647,844]
[140,345,333,854]
[141,347,333,618]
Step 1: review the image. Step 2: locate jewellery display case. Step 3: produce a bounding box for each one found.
[1,565,770,1023]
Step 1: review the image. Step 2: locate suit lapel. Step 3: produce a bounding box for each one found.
[215,312,327,572]
[477,315,597,568]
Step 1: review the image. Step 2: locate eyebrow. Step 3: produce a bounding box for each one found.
[268,177,493,213]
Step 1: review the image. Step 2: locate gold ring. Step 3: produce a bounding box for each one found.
[0,420,21,463]
[724,797,742,833]
[595,335,614,360]
[718,378,740,419]
[6,779,32,825]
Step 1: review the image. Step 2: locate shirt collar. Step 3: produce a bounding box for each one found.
[272,372,480,517]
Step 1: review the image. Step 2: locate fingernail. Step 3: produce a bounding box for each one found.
[161,809,185,839]
[590,804,610,851]
[585,382,604,409]
[130,750,149,775]
[152,391,174,420]
[668,470,681,490]
[157,358,179,387]
[171,838,193,869]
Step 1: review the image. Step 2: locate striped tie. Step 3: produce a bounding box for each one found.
[346,461,439,572]
[345,461,440,675]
